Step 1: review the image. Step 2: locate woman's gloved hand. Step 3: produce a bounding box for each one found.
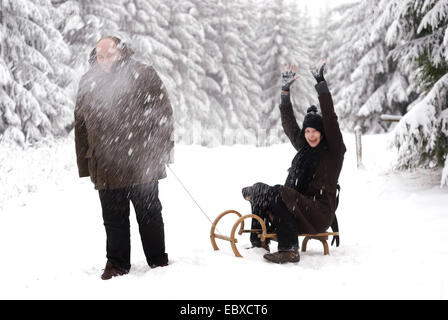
[281,64,300,92]
[310,59,327,84]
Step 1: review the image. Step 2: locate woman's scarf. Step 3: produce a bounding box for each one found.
[285,140,325,194]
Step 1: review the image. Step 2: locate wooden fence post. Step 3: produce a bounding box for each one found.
[355,125,363,169]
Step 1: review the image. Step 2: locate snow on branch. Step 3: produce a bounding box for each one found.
[393,73,448,185]
[417,0,448,33]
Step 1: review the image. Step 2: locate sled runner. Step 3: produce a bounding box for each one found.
[210,210,339,258]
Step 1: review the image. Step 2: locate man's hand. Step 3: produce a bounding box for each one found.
[281,64,300,92]
[310,59,327,84]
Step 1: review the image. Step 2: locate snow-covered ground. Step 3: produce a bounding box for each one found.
[1,132,447,299]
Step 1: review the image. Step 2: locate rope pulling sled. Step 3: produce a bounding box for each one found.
[168,164,339,258]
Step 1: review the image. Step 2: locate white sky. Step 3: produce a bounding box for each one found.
[298,0,359,19]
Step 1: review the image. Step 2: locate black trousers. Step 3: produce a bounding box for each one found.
[244,182,299,251]
[98,181,168,271]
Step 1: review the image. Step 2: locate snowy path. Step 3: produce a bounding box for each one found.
[1,133,447,299]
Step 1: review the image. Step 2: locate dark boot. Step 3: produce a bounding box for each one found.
[249,241,270,252]
[263,250,300,264]
[149,259,169,269]
[250,216,271,251]
[101,261,129,280]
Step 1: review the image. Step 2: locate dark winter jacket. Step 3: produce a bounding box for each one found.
[74,44,174,190]
[278,82,346,234]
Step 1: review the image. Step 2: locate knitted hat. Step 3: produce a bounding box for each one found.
[302,105,324,134]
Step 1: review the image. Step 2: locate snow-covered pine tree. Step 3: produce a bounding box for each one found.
[257,0,315,145]
[0,0,74,144]
[210,0,266,145]
[120,0,184,142]
[329,0,415,134]
[69,0,128,73]
[185,0,230,145]
[0,15,16,142]
[122,0,177,75]
[218,0,264,145]
[312,5,333,64]
[166,0,221,146]
[188,0,245,145]
[80,0,126,41]
[191,0,250,146]
[324,2,362,101]
[233,0,265,145]
[49,0,86,112]
[383,0,448,186]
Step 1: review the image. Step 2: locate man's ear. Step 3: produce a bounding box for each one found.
[118,42,134,60]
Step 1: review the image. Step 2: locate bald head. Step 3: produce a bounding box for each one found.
[96,37,121,72]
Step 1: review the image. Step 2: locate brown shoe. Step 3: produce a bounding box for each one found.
[101,261,129,280]
[263,250,300,264]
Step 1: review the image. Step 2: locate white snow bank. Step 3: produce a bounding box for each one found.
[0,132,447,299]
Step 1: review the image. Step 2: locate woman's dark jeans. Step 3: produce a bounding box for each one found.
[243,183,299,251]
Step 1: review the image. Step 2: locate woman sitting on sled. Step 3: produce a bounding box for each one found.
[242,61,346,264]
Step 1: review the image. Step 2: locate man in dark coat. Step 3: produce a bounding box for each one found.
[74,36,174,279]
[242,62,346,264]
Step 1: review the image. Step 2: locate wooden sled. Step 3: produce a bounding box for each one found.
[210,209,339,258]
